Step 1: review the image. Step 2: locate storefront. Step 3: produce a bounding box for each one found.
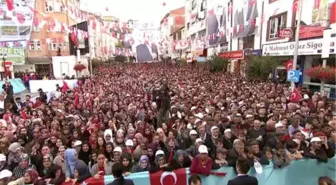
[219,49,262,75]
[262,37,336,85]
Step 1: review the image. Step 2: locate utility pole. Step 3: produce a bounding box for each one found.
[290,0,303,90]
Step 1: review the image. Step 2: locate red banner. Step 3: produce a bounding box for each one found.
[218,50,245,60]
[331,2,336,24]
[150,168,187,185]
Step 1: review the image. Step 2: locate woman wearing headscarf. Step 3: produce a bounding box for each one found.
[170,150,191,170]
[78,142,92,165]
[104,129,113,143]
[53,146,66,167]
[8,169,39,185]
[149,150,172,173]
[91,153,112,177]
[12,154,36,179]
[38,154,65,185]
[62,149,90,183]
[132,155,151,173]
[121,152,134,175]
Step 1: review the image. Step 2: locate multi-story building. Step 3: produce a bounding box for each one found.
[160,7,185,59]
[19,0,81,77]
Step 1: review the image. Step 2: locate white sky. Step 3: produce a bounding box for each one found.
[80,0,184,22]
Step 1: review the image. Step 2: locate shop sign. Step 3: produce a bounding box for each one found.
[245,49,262,56]
[0,47,25,65]
[218,50,244,59]
[262,38,336,56]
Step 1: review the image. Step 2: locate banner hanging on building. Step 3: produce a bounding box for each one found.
[0,47,25,65]
[206,0,228,48]
[0,0,36,42]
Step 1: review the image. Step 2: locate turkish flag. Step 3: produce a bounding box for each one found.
[290,88,303,103]
[150,168,187,185]
[285,59,293,71]
[6,0,14,11]
[330,2,336,24]
[82,176,104,185]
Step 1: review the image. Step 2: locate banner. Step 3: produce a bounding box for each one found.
[232,0,259,38]
[0,47,25,65]
[0,0,36,42]
[206,0,228,48]
[93,158,335,185]
[312,0,329,25]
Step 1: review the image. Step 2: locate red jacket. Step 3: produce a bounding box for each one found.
[190,155,213,176]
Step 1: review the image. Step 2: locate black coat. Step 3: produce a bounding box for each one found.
[107,178,135,185]
[228,175,258,185]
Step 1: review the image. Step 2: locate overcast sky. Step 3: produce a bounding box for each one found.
[80,0,184,22]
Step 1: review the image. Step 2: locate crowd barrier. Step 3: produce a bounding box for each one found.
[75,158,336,185]
[0,78,26,94]
[29,80,78,93]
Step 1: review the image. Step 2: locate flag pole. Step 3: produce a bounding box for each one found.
[290,0,303,91]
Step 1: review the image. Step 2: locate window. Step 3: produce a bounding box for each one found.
[267,13,287,40]
[36,41,41,50]
[52,43,57,50]
[29,41,35,50]
[243,35,255,49]
[44,1,53,12]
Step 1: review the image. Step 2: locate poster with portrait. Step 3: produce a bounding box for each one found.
[129,23,161,62]
[0,0,36,42]
[312,0,329,26]
[206,0,228,48]
[232,0,259,38]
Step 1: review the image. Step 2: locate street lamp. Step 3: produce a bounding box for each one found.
[0,53,7,80]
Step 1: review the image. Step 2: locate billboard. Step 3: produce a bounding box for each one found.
[0,0,36,42]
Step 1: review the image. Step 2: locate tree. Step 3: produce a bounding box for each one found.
[246,56,279,81]
[208,54,229,72]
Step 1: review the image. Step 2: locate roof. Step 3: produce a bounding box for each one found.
[26,57,52,64]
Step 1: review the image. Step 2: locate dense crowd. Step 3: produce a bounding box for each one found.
[0,63,335,185]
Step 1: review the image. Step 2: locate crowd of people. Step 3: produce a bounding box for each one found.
[0,63,335,185]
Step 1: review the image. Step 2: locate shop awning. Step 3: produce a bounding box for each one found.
[26,57,52,64]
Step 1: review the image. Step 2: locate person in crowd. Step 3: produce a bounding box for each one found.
[227,157,258,185]
[272,143,291,168]
[318,176,336,185]
[190,145,213,176]
[212,148,228,169]
[8,169,39,185]
[170,149,191,170]
[91,153,112,177]
[188,174,202,185]
[12,154,36,179]
[150,150,171,173]
[107,162,135,185]
[133,155,151,173]
[63,149,90,183]
[2,81,13,98]
[121,152,134,175]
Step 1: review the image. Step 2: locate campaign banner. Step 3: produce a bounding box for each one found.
[0,47,25,65]
[206,0,228,48]
[0,0,35,42]
[76,158,336,185]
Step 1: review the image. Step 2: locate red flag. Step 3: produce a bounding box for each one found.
[290,88,303,103]
[33,17,39,27]
[6,0,14,11]
[17,13,25,23]
[150,168,187,185]
[285,59,293,71]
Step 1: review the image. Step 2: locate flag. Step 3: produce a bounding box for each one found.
[81,176,104,185]
[149,168,187,185]
[285,60,293,71]
[290,88,303,103]
[6,0,14,11]
[17,13,25,23]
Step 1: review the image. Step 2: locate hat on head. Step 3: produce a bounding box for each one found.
[314,131,326,137]
[198,145,208,154]
[195,113,204,119]
[224,129,232,134]
[211,126,219,132]
[189,130,198,136]
[155,150,165,156]
[310,137,322,143]
[125,139,134,147]
[195,138,203,144]
[113,147,122,153]
[0,169,12,179]
[275,122,283,128]
[74,140,82,147]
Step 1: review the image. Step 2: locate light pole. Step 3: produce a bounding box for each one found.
[0,53,7,80]
[291,0,303,90]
